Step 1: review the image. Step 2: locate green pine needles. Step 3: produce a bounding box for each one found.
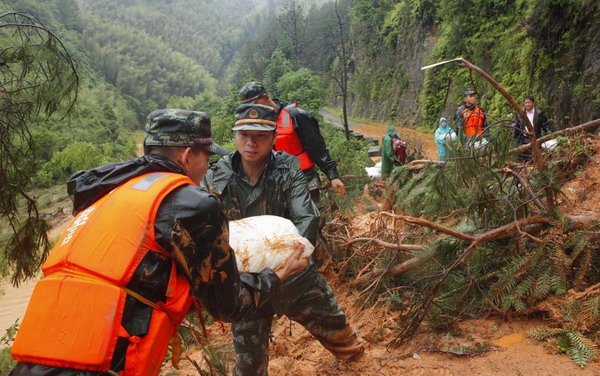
[527,327,597,367]
[1,12,79,285]
[385,127,600,366]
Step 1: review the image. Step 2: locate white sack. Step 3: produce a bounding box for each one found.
[444,132,457,142]
[365,161,382,179]
[471,138,489,150]
[229,215,314,273]
[541,139,558,150]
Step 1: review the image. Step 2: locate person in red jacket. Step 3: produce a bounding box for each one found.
[454,88,488,145]
[10,109,307,376]
[239,81,345,202]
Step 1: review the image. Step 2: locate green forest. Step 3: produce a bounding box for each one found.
[1,0,600,372]
[1,0,598,189]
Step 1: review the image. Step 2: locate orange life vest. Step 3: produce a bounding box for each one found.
[461,105,486,138]
[11,172,194,375]
[275,104,315,171]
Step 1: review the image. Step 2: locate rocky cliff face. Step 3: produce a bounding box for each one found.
[337,0,599,130]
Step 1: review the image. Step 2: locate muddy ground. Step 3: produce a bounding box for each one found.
[161,135,600,375]
[161,212,600,376]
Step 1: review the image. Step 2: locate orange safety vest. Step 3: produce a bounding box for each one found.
[12,172,194,375]
[275,104,315,171]
[461,106,486,138]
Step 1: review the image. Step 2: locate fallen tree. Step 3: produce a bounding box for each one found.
[513,118,600,154]
[326,59,600,367]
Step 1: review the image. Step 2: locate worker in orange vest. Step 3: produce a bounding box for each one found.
[454,88,488,146]
[10,109,307,376]
[238,82,345,203]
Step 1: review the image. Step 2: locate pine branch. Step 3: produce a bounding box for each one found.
[343,237,424,251]
[379,212,477,242]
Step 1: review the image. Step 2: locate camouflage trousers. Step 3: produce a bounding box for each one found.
[231,268,363,376]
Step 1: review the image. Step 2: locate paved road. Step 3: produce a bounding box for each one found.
[320,109,362,130]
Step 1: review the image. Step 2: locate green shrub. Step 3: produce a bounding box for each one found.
[277,69,325,115]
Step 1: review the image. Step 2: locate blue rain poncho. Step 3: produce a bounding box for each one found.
[434,117,456,162]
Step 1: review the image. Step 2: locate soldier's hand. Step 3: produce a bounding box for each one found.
[275,243,308,282]
[330,178,346,199]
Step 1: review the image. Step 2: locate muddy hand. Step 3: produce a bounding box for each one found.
[275,243,308,282]
[330,178,346,199]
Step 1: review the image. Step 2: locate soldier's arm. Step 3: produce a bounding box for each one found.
[293,110,340,180]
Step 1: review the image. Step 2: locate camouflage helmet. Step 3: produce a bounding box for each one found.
[232,104,277,131]
[463,88,477,96]
[239,81,268,103]
[144,109,228,155]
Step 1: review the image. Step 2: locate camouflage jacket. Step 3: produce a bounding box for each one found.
[202,151,319,245]
[202,151,321,304]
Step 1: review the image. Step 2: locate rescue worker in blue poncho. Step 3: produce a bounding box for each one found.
[434,117,457,162]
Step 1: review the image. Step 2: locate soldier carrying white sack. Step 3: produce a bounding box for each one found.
[9,109,308,376]
[202,104,364,376]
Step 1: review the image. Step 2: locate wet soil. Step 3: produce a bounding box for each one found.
[161,137,600,375]
[162,268,600,375]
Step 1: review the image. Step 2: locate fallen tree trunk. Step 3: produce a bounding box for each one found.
[512,118,600,154]
[404,160,445,170]
[390,256,427,277]
[386,212,600,347]
[379,212,477,242]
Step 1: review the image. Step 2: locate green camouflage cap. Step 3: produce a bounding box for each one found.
[144,109,228,155]
[239,81,267,103]
[232,104,277,131]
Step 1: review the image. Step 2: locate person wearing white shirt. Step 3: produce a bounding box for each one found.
[513,95,552,159]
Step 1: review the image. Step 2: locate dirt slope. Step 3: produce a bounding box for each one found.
[163,267,599,375]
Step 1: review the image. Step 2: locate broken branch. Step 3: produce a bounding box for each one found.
[512,118,600,154]
[343,237,424,251]
[379,212,477,242]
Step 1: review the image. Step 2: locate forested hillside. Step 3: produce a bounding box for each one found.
[0,0,301,188]
[234,0,599,129]
[1,0,598,232]
[7,0,597,145]
[1,0,137,189]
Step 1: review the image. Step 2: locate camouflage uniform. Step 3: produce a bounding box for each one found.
[203,147,363,376]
